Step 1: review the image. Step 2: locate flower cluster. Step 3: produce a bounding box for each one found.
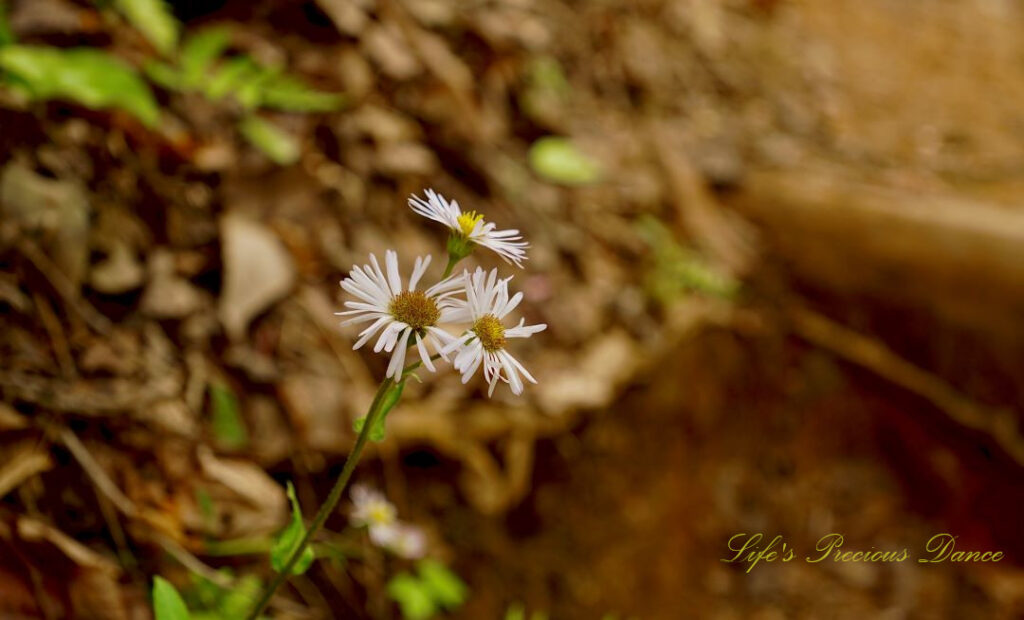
[337,188,545,396]
[349,485,426,559]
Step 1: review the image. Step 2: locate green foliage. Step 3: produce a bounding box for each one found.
[238,115,300,165]
[145,27,345,113]
[528,136,600,186]
[0,2,13,46]
[270,482,315,576]
[635,215,739,301]
[504,603,549,620]
[208,382,247,449]
[186,571,264,620]
[114,0,179,56]
[152,577,191,620]
[352,414,386,442]
[0,46,159,126]
[388,560,468,620]
[180,27,231,88]
[352,379,406,442]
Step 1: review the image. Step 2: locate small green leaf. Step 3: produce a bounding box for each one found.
[208,383,247,449]
[203,55,258,100]
[239,115,300,165]
[217,574,262,617]
[115,0,180,56]
[270,482,315,576]
[635,215,739,301]
[152,576,191,620]
[180,27,231,88]
[353,380,404,443]
[259,74,345,112]
[144,60,183,90]
[352,414,387,442]
[505,604,526,620]
[528,136,600,186]
[388,573,437,620]
[417,560,467,609]
[0,46,160,126]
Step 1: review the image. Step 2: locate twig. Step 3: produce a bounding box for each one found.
[788,304,1024,466]
[32,292,78,380]
[15,236,111,335]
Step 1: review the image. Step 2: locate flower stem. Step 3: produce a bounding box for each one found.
[245,376,395,619]
[442,254,461,279]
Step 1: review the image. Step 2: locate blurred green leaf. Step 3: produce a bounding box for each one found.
[0,2,13,46]
[635,215,739,301]
[270,481,315,576]
[352,414,386,442]
[152,576,191,620]
[203,55,258,100]
[216,574,262,617]
[239,115,300,165]
[528,136,600,185]
[259,74,346,112]
[0,46,160,126]
[208,383,247,449]
[505,604,526,620]
[180,27,231,89]
[417,560,467,609]
[144,60,182,89]
[388,573,437,620]
[115,0,180,56]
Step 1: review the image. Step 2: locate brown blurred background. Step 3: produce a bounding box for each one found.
[1,0,1023,618]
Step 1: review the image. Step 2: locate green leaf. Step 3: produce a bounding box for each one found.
[0,2,13,46]
[417,560,467,609]
[505,604,526,620]
[203,55,258,100]
[353,380,404,442]
[115,0,180,56]
[208,383,247,449]
[527,136,600,186]
[259,74,345,112]
[352,414,387,442]
[180,27,231,89]
[144,60,183,90]
[217,574,262,618]
[635,215,739,301]
[0,46,160,126]
[238,115,300,165]
[270,482,315,576]
[152,576,191,620]
[388,573,437,620]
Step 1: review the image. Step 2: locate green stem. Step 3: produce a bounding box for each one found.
[442,254,461,279]
[246,376,395,619]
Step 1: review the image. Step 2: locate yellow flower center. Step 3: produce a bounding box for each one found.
[367,502,395,525]
[456,210,485,237]
[389,291,440,330]
[472,314,506,353]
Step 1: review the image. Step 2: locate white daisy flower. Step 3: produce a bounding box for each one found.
[372,522,427,559]
[350,485,397,532]
[442,268,546,397]
[336,250,464,379]
[408,188,529,267]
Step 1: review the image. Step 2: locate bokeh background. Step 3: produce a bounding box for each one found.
[1,0,1023,618]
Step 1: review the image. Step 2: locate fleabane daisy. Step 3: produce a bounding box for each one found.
[408,188,529,267]
[336,250,463,378]
[442,268,546,397]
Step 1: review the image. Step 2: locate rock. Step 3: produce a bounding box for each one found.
[0,162,90,289]
[218,214,296,341]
